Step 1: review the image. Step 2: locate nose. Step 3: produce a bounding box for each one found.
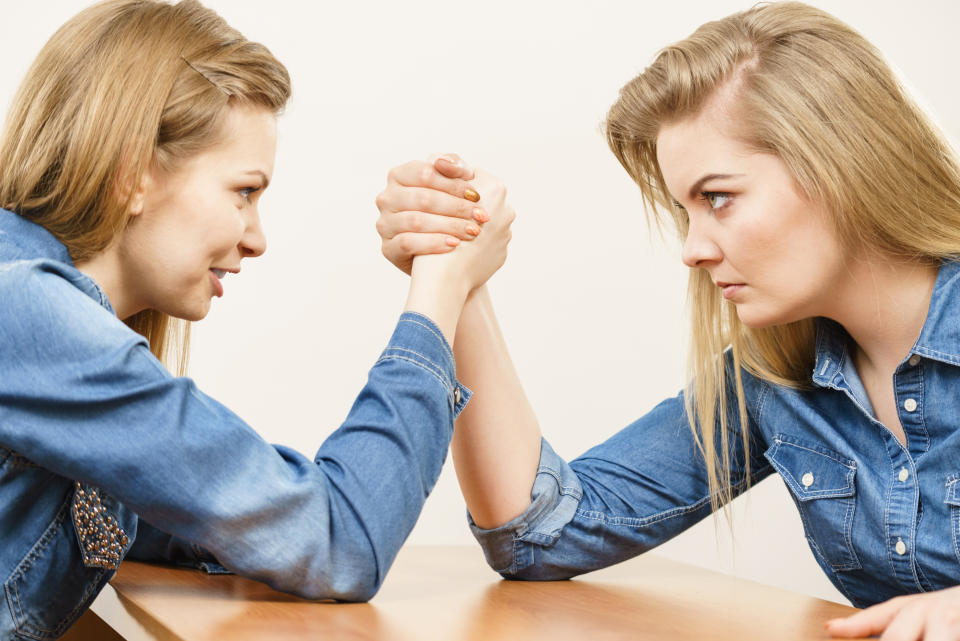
[680,216,722,269]
[240,209,267,258]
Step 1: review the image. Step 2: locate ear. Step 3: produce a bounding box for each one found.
[114,163,156,218]
[127,169,151,217]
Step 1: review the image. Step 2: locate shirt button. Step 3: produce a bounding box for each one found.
[895,538,907,556]
[801,472,814,488]
[898,468,909,482]
[908,354,921,367]
[903,398,918,412]
[454,387,461,404]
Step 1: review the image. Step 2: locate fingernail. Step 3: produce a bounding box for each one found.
[445,237,461,247]
[439,155,461,168]
[464,188,480,202]
[467,225,480,236]
[473,208,489,223]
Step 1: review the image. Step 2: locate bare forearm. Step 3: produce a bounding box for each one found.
[451,285,541,529]
[404,255,471,345]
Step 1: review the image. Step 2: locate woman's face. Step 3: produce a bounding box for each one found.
[121,104,277,321]
[656,102,846,328]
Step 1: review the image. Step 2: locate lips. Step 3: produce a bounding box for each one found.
[717,282,745,300]
[209,269,225,297]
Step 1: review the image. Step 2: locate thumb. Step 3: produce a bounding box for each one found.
[429,152,475,180]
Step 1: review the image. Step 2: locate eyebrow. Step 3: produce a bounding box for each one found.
[688,174,743,199]
[244,170,270,189]
[685,173,743,200]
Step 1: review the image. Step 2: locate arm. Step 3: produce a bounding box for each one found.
[450,286,541,528]
[375,157,541,528]
[0,260,485,601]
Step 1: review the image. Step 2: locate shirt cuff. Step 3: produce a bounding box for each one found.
[380,312,472,417]
[467,438,582,575]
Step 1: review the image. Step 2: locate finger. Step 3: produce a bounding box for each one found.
[382,232,460,266]
[428,152,476,181]
[826,599,908,638]
[387,186,486,222]
[378,211,481,241]
[878,603,927,641]
[923,611,960,641]
[387,160,477,200]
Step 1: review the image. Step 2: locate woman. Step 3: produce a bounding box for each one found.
[376,2,960,638]
[0,0,512,636]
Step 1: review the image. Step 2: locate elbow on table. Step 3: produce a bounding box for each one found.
[291,575,381,603]
[268,549,386,603]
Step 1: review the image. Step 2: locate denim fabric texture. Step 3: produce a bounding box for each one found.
[0,209,471,640]
[471,260,960,609]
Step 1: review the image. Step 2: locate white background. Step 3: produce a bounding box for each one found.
[5,1,959,605]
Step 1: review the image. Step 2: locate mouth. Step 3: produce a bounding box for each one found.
[716,281,745,300]
[208,268,238,298]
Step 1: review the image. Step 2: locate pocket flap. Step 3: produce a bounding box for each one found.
[945,475,960,506]
[764,436,856,501]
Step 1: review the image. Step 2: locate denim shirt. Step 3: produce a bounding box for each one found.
[472,260,960,609]
[0,209,470,640]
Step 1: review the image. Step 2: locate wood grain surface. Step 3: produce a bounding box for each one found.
[82,545,864,641]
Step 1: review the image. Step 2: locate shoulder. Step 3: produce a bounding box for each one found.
[0,258,147,362]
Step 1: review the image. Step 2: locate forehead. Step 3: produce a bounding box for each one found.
[201,105,278,175]
[655,102,753,198]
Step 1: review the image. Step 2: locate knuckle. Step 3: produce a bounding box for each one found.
[387,166,402,184]
[418,165,434,185]
[397,235,413,254]
[374,191,388,211]
[375,217,386,236]
[406,212,423,233]
[415,190,432,211]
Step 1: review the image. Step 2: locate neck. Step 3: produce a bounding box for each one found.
[75,244,143,320]
[821,255,938,375]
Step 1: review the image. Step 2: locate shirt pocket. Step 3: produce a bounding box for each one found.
[943,474,960,566]
[764,435,861,572]
[2,459,130,640]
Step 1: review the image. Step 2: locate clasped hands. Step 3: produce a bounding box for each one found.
[375,154,514,294]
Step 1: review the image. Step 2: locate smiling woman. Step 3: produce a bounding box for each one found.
[0,0,514,637]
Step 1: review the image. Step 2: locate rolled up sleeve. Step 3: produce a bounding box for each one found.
[468,439,581,575]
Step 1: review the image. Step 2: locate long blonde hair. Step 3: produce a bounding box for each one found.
[0,0,290,373]
[605,2,960,513]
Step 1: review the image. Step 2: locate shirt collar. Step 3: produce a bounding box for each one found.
[812,260,960,387]
[0,208,114,312]
[0,208,73,265]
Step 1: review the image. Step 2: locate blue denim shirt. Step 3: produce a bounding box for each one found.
[472,260,960,609]
[0,209,471,640]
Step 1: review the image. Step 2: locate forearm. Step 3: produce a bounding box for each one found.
[404,254,471,345]
[451,285,541,528]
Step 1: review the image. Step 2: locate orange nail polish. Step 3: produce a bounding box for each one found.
[464,188,480,202]
[446,237,460,247]
[473,208,489,223]
[467,225,480,236]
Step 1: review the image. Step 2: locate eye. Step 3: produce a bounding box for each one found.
[237,186,261,204]
[701,191,731,210]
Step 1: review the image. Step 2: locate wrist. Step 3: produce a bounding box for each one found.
[404,257,472,345]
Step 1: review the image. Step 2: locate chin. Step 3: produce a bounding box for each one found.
[733,304,790,329]
[166,301,210,322]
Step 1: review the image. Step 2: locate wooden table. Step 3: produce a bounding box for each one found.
[73,545,862,640]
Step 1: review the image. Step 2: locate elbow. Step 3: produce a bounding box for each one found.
[306,572,382,603]
[278,548,386,603]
